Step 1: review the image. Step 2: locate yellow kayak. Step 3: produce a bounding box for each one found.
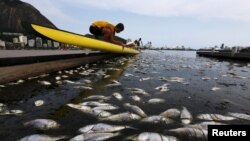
[31,24,139,54]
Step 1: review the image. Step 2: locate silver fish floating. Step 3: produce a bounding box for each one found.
[132,132,179,141]
[155,84,170,92]
[34,100,45,107]
[211,86,220,91]
[197,114,236,121]
[180,107,192,125]
[127,88,150,96]
[227,112,250,121]
[124,103,147,118]
[139,77,151,82]
[160,108,181,118]
[24,119,60,130]
[104,112,141,122]
[84,95,110,101]
[38,81,51,86]
[80,101,111,107]
[19,134,65,141]
[70,133,119,141]
[112,92,123,101]
[130,95,141,102]
[78,123,127,133]
[105,80,122,87]
[74,86,93,90]
[141,115,173,124]
[169,127,207,140]
[92,105,119,111]
[148,98,165,104]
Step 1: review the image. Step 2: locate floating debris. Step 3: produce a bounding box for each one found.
[139,77,151,81]
[211,86,221,91]
[38,81,51,86]
[202,77,211,81]
[155,83,170,92]
[24,119,60,130]
[34,100,44,107]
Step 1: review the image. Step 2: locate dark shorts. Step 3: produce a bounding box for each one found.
[89,26,103,38]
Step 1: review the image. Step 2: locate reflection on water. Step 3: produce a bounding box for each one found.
[0,50,250,141]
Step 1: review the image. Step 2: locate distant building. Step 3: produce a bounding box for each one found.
[36,37,42,47]
[28,39,35,47]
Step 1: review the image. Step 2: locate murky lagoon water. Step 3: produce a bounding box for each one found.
[0,50,250,141]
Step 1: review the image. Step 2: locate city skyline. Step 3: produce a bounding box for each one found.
[22,0,250,49]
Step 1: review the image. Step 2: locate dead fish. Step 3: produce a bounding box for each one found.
[197,114,236,121]
[24,119,60,130]
[55,76,61,80]
[104,75,110,78]
[38,81,51,86]
[17,79,25,83]
[133,132,178,141]
[124,73,134,77]
[139,77,151,81]
[201,77,211,80]
[188,121,225,130]
[130,95,141,102]
[127,88,150,96]
[67,103,92,112]
[93,105,119,111]
[160,108,181,118]
[155,83,170,92]
[148,98,165,104]
[19,134,65,141]
[79,71,90,76]
[123,103,147,118]
[34,100,44,107]
[78,123,127,133]
[180,107,192,124]
[0,109,23,115]
[84,95,110,101]
[0,85,5,88]
[160,77,185,83]
[74,86,93,90]
[95,69,106,76]
[104,112,141,122]
[227,112,250,121]
[70,133,118,141]
[64,80,76,84]
[141,115,173,124]
[211,86,220,91]
[169,127,207,140]
[84,80,92,84]
[105,80,121,87]
[80,101,111,107]
[112,92,123,101]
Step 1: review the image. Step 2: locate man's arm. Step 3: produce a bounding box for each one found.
[103,27,124,46]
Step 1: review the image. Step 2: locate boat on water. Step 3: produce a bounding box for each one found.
[196,47,250,61]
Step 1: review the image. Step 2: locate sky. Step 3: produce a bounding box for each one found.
[22,0,250,49]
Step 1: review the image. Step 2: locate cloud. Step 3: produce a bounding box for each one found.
[61,0,250,22]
